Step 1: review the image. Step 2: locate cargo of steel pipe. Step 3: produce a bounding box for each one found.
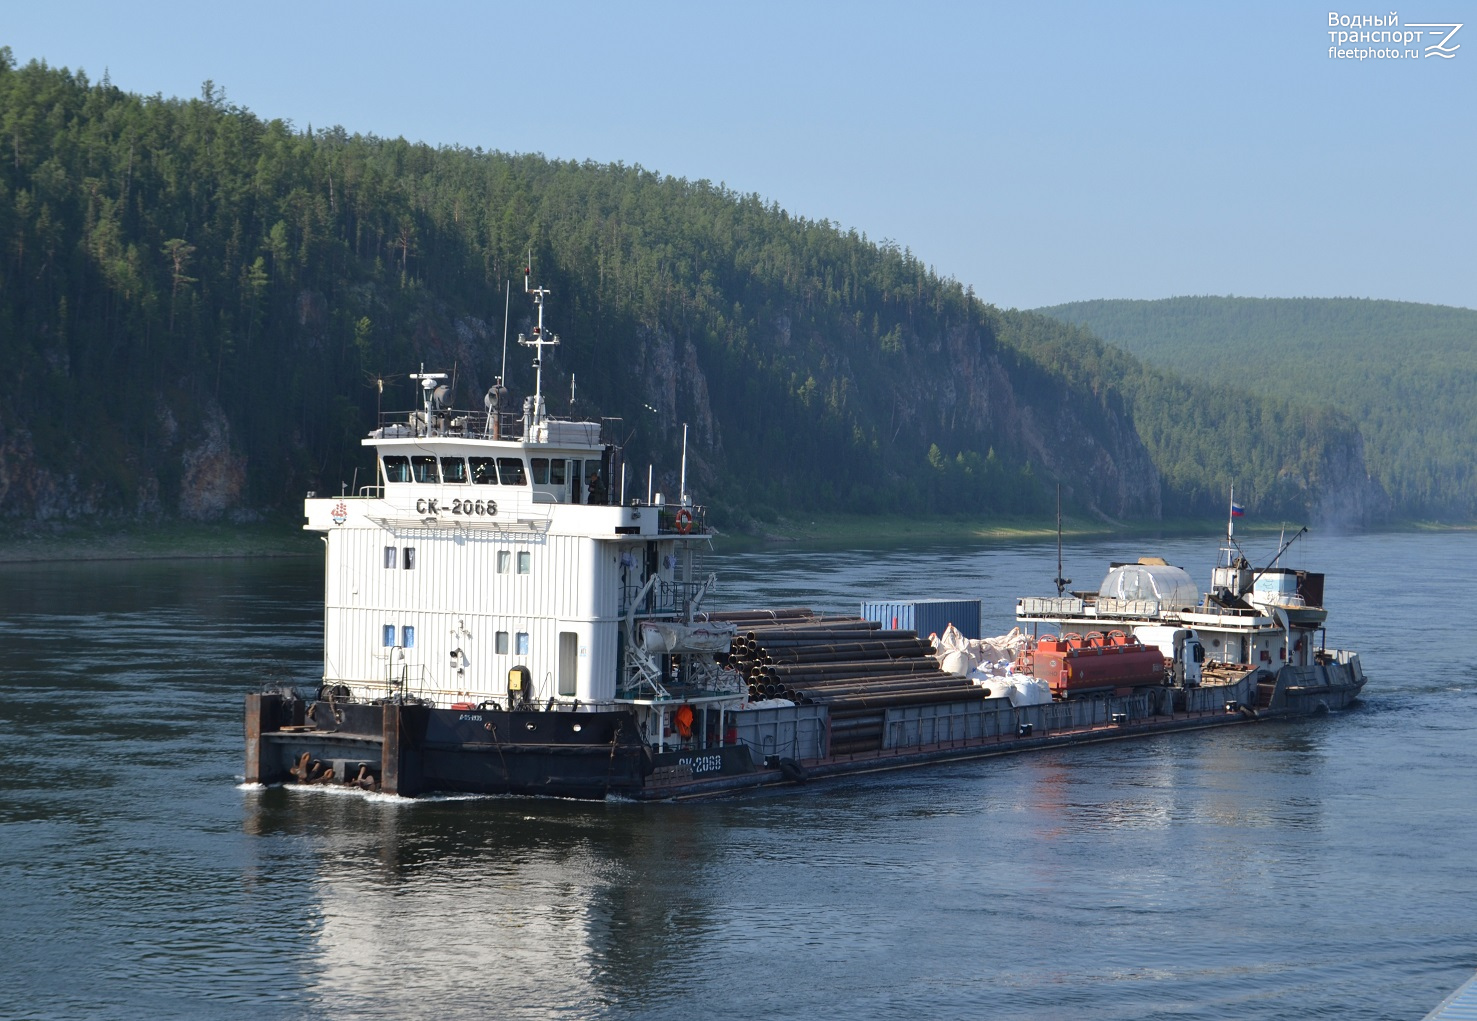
[828,715,884,731]
[747,628,922,647]
[774,678,971,700]
[829,729,883,743]
[820,687,991,710]
[761,649,934,667]
[764,659,942,678]
[743,623,882,638]
[743,616,876,630]
[703,608,819,623]
[766,671,947,690]
[785,679,975,701]
[782,671,969,690]
[760,645,933,665]
[804,687,980,707]
[762,636,932,653]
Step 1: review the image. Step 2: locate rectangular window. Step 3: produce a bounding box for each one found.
[496,457,528,485]
[530,457,550,485]
[382,624,396,647]
[384,546,397,569]
[469,457,498,485]
[402,625,416,648]
[495,631,509,655]
[515,632,530,655]
[383,455,411,483]
[549,459,567,486]
[403,547,416,570]
[558,631,578,697]
[497,550,511,573]
[411,455,439,484]
[517,551,531,575]
[440,457,468,483]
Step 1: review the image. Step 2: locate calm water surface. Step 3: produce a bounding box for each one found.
[0,532,1473,1020]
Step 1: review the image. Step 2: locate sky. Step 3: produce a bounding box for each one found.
[5,0,1474,310]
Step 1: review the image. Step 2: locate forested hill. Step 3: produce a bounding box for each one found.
[1035,297,1477,520]
[0,51,1382,528]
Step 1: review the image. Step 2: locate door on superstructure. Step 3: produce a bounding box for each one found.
[558,631,578,697]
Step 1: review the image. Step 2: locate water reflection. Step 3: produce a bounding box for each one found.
[240,790,753,1016]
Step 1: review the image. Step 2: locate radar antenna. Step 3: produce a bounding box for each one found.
[409,363,449,435]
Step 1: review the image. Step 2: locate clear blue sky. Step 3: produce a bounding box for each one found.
[6,0,1473,310]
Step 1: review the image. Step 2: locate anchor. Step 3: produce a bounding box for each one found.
[288,751,336,784]
[347,764,378,791]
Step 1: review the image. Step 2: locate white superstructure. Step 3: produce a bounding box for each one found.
[302,277,737,744]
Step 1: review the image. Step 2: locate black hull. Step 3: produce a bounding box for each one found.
[247,699,653,799]
[247,658,1365,801]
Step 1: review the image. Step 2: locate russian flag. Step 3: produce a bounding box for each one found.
[1231,502,1245,518]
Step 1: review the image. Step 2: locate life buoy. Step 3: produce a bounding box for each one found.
[675,508,693,533]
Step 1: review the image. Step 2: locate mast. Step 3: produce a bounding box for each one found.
[517,261,560,433]
[1053,483,1070,597]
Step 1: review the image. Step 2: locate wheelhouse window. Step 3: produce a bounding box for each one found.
[496,457,528,485]
[550,459,567,486]
[411,456,439,484]
[495,631,509,654]
[383,455,411,483]
[531,458,551,485]
[515,632,530,655]
[402,626,416,648]
[497,550,511,574]
[403,547,416,570]
[469,457,498,484]
[517,551,531,575]
[440,457,468,483]
[382,624,396,647]
[383,546,397,569]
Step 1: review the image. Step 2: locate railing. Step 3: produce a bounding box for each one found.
[372,408,623,445]
[649,504,709,535]
[1018,596,1086,616]
[1096,597,1164,617]
[618,577,716,618]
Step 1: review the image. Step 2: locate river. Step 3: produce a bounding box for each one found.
[0,530,1473,1020]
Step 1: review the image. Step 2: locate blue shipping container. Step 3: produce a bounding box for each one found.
[860,599,982,640]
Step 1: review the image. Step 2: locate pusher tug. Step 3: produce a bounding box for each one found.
[244,277,1366,800]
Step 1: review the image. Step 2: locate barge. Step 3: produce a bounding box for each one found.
[244,276,1366,800]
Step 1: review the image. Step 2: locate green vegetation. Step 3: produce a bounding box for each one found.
[0,51,1386,533]
[995,310,1379,522]
[1037,297,1477,519]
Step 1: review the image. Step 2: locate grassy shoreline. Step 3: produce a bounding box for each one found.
[0,519,319,563]
[0,513,1470,564]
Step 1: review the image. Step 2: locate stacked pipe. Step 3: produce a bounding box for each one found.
[719,612,988,755]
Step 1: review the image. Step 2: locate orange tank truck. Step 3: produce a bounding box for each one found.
[1018,631,1167,697]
